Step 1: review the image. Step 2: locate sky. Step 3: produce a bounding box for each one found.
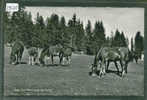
[25,7,144,48]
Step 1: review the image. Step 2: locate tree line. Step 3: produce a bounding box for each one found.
[4,7,144,55]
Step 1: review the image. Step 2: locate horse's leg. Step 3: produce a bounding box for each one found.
[34,56,36,65]
[136,58,138,64]
[120,60,125,77]
[32,56,34,65]
[119,60,123,76]
[45,56,47,65]
[59,52,62,65]
[91,65,97,77]
[106,60,110,72]
[69,56,71,64]
[15,55,17,64]
[102,60,106,75]
[59,55,63,65]
[29,56,31,65]
[63,57,65,65]
[17,54,20,64]
[31,56,33,65]
[125,62,128,74]
[66,56,69,64]
[99,64,103,77]
[99,59,104,77]
[18,56,21,64]
[19,52,22,64]
[114,61,119,75]
[20,53,23,64]
[51,55,54,64]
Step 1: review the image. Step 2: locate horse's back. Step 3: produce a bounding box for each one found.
[100,47,121,60]
[64,48,72,56]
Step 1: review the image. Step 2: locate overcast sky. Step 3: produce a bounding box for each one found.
[25,7,144,47]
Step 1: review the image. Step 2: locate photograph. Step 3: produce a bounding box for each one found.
[4,6,144,96]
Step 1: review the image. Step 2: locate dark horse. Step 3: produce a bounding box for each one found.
[91,47,131,77]
[10,41,24,65]
[59,46,72,65]
[39,44,63,65]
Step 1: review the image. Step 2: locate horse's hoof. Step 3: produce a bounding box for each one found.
[91,73,97,77]
[12,62,16,65]
[99,75,102,78]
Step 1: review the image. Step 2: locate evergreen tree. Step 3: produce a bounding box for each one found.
[93,21,105,53]
[113,29,121,47]
[85,20,93,54]
[85,20,92,38]
[50,13,59,28]
[67,14,78,50]
[4,12,14,44]
[60,16,66,28]
[135,31,144,58]
[131,37,134,52]
[120,31,127,47]
[33,13,45,48]
[75,21,85,51]
[72,13,76,26]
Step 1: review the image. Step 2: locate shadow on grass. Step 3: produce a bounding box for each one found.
[89,70,100,76]
[89,69,121,77]
[11,62,27,65]
[106,69,122,77]
[44,64,70,67]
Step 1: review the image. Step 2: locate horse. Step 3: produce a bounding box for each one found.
[59,47,72,65]
[91,47,131,77]
[39,44,63,65]
[27,47,38,65]
[10,41,24,65]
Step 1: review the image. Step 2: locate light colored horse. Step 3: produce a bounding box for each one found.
[27,47,38,65]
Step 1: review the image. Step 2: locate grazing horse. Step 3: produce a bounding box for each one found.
[59,47,72,65]
[27,47,38,65]
[39,44,63,65]
[10,41,24,64]
[91,47,131,77]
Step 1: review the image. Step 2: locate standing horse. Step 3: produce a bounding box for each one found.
[39,44,63,65]
[10,41,24,65]
[27,47,38,65]
[59,47,72,65]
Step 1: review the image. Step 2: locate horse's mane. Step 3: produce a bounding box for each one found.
[93,46,104,67]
